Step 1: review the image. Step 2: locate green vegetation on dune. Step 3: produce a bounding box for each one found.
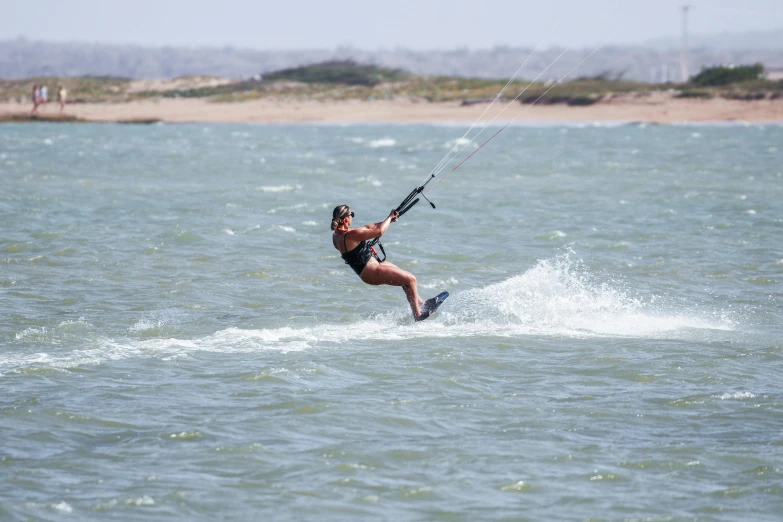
[691,64,764,87]
[134,79,261,100]
[2,62,782,108]
[262,60,407,86]
[675,88,714,99]
[674,66,783,100]
[518,78,652,106]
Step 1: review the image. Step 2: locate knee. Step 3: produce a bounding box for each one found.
[408,274,417,286]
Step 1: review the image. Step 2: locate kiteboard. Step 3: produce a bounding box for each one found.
[416,291,449,322]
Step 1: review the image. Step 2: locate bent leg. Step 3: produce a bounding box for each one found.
[360,261,423,319]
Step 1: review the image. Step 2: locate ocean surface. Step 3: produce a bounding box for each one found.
[1,121,781,521]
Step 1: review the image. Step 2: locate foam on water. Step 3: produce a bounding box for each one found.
[716,391,756,400]
[356,175,383,187]
[443,137,474,150]
[368,138,396,148]
[257,185,299,193]
[446,253,734,338]
[129,317,169,333]
[4,254,734,373]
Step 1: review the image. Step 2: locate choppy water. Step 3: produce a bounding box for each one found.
[1,121,782,521]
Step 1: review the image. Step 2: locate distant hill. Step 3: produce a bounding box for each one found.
[645,28,783,51]
[2,34,783,83]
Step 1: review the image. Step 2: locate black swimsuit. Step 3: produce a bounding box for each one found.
[340,234,374,276]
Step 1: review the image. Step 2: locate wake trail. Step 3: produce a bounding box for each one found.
[5,253,736,373]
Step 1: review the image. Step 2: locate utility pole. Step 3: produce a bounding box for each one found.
[680,5,690,83]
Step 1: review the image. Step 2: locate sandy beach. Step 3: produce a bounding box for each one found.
[3,91,783,124]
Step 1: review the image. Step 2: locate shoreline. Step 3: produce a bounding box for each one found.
[4,116,782,127]
[2,93,783,124]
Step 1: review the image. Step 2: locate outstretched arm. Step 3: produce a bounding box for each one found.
[345,210,400,242]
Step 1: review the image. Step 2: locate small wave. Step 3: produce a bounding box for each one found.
[369,138,396,148]
[129,318,166,333]
[24,501,72,513]
[14,326,47,342]
[535,230,567,240]
[14,318,93,344]
[444,137,473,150]
[256,185,299,193]
[716,392,756,400]
[356,175,383,187]
[420,276,459,290]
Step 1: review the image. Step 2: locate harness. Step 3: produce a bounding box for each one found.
[341,235,380,270]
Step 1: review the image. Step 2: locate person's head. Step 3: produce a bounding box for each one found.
[331,205,354,230]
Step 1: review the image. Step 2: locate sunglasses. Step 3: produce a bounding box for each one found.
[344,211,354,218]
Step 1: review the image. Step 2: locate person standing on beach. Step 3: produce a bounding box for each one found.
[40,85,48,108]
[31,84,40,115]
[58,86,67,114]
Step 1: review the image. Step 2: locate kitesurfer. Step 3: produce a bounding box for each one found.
[331,204,429,321]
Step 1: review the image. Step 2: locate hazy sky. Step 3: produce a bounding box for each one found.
[3,0,782,49]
